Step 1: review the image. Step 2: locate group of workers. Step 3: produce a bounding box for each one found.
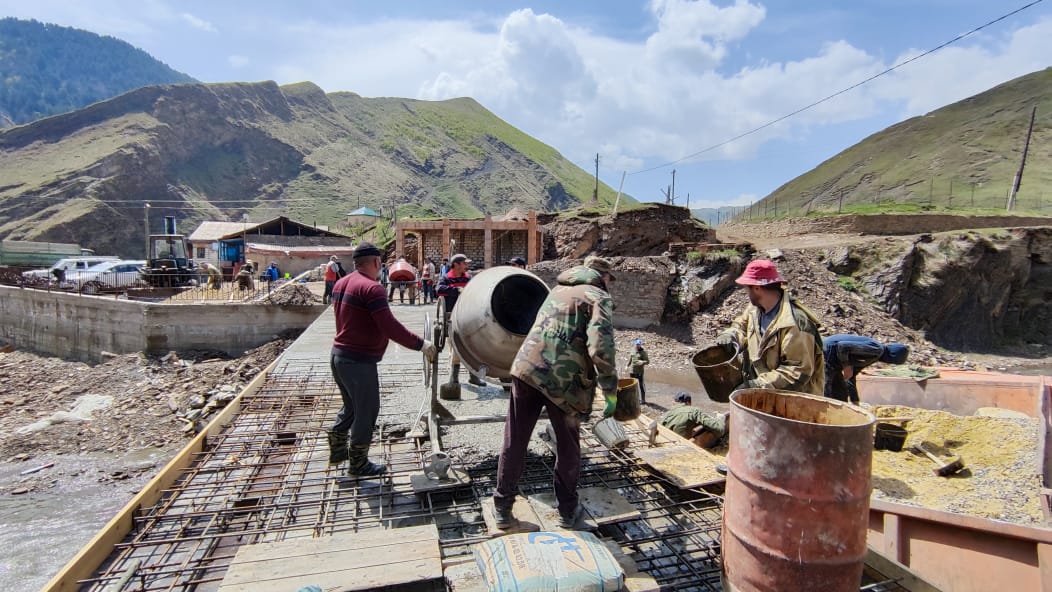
[323,250,910,531]
[197,260,283,292]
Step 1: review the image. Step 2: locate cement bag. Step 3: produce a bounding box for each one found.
[474,531,624,592]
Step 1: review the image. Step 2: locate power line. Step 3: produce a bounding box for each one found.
[628,0,1046,176]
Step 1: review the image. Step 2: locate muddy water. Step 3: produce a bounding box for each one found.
[0,448,174,592]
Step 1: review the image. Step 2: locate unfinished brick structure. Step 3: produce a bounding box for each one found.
[394,212,542,270]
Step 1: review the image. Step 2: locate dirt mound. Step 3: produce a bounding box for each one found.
[541,204,715,259]
[266,283,321,305]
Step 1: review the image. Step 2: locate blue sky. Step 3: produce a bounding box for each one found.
[3,0,1051,208]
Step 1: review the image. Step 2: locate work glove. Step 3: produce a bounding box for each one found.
[714,332,737,354]
[421,339,437,362]
[602,390,617,418]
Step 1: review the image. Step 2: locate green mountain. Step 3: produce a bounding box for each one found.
[761,67,1052,216]
[0,81,629,255]
[0,18,196,127]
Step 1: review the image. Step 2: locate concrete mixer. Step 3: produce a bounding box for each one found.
[414,265,549,458]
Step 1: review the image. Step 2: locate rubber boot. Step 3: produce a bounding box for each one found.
[347,442,386,476]
[439,364,462,400]
[327,431,349,465]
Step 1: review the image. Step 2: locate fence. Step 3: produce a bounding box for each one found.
[720,174,1052,224]
[0,269,287,302]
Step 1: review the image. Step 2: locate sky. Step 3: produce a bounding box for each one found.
[3,0,1051,208]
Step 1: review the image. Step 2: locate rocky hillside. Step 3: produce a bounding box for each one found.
[760,67,1052,216]
[0,81,627,256]
[0,18,195,126]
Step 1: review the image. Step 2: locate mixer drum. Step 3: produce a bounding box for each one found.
[448,266,550,379]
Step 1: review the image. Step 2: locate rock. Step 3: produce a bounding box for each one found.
[764,248,785,261]
[100,351,119,359]
[10,488,29,495]
[187,395,206,409]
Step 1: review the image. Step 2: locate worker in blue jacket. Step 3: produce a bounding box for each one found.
[823,334,909,404]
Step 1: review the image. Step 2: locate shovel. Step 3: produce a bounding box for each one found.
[913,443,965,477]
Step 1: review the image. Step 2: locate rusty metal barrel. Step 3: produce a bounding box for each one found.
[723,388,875,592]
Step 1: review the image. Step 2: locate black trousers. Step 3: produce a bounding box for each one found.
[330,354,380,445]
[494,378,582,517]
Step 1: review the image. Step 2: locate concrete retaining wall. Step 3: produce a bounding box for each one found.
[0,286,324,362]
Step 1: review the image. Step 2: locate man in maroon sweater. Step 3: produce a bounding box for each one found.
[328,242,436,476]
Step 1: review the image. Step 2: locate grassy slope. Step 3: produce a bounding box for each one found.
[762,68,1052,217]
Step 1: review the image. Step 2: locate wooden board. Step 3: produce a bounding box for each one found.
[602,540,660,592]
[634,444,726,489]
[578,487,641,525]
[480,497,540,535]
[528,493,597,531]
[410,468,471,493]
[218,524,443,592]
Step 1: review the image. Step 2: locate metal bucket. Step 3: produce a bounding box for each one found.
[592,417,629,449]
[449,267,550,379]
[613,378,642,421]
[692,344,744,402]
[723,388,875,592]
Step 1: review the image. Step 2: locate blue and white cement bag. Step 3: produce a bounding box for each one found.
[474,531,624,592]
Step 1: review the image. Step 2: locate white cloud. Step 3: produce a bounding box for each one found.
[228,55,250,68]
[872,16,1052,117]
[180,12,216,33]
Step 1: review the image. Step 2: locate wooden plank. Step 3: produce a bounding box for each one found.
[480,497,540,535]
[231,525,438,564]
[41,358,278,592]
[218,558,443,592]
[528,493,597,531]
[579,487,640,525]
[220,525,442,591]
[634,444,725,489]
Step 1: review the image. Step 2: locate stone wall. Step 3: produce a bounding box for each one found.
[528,256,676,329]
[0,286,323,362]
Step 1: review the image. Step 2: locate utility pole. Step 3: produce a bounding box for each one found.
[928,176,934,207]
[971,182,976,208]
[948,178,954,209]
[1007,105,1037,211]
[143,203,151,259]
[612,171,627,217]
[670,169,676,206]
[592,153,600,205]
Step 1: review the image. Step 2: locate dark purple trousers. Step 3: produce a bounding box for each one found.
[494,377,582,517]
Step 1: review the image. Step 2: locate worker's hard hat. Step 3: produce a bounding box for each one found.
[634,339,642,346]
[735,259,785,286]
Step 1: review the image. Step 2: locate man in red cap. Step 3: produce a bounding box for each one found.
[715,259,825,395]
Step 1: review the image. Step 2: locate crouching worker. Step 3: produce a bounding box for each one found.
[327,242,436,476]
[823,334,909,404]
[492,256,619,530]
[660,392,729,449]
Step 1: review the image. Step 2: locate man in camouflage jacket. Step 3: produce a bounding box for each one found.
[716,259,825,396]
[492,256,619,529]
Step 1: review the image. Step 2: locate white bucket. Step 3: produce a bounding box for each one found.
[593,417,629,450]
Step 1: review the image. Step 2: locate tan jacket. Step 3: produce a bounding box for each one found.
[722,292,825,395]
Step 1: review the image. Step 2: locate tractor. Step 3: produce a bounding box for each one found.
[140,216,197,288]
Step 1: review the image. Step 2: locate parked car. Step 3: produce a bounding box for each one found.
[61,260,147,293]
[21,256,121,285]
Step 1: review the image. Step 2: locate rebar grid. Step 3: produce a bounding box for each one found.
[77,352,910,592]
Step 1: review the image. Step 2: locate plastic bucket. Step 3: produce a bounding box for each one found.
[592,417,628,450]
[613,378,641,421]
[723,388,875,592]
[692,344,744,403]
[874,423,908,451]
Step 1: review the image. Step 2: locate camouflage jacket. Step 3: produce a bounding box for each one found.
[511,266,618,415]
[720,291,825,395]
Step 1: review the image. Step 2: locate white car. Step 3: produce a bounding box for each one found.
[22,256,121,284]
[62,260,147,293]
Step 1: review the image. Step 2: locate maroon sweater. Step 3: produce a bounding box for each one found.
[332,270,423,362]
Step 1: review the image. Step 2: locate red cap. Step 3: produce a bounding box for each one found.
[735,259,786,286]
